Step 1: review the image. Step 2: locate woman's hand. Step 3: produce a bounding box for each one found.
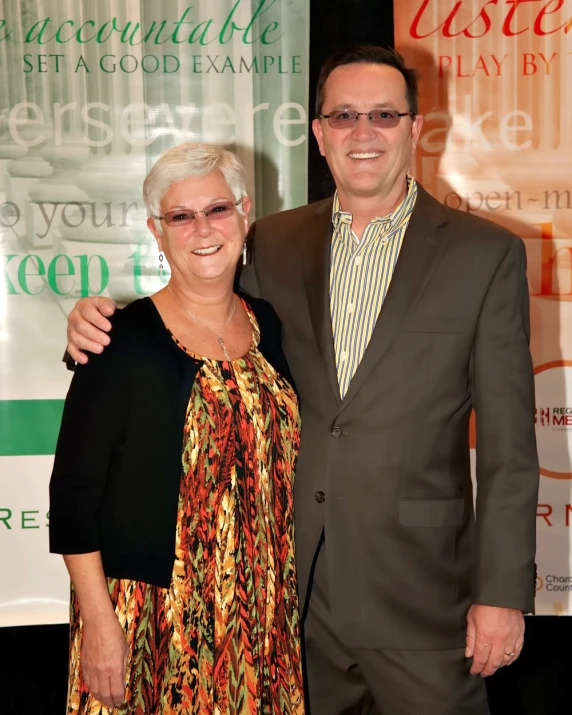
[81,615,129,709]
[62,553,128,709]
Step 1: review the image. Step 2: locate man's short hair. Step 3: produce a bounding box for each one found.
[315,45,419,117]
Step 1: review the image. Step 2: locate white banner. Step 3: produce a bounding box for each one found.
[0,0,310,626]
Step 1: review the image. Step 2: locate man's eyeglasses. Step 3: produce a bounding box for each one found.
[153,198,243,227]
[318,110,415,129]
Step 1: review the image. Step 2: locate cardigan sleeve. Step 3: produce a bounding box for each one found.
[49,312,132,555]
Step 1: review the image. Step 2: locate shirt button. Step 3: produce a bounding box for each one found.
[355,256,362,266]
[331,426,342,438]
[340,352,347,364]
[348,303,355,313]
[315,491,325,503]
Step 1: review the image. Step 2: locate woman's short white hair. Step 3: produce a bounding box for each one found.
[143,142,248,234]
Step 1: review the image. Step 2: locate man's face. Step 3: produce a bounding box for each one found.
[312,62,423,203]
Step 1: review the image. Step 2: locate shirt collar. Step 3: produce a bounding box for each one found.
[332,176,417,235]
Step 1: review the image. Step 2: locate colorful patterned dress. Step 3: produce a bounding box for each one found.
[67,302,304,714]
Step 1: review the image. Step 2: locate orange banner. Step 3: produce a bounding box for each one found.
[394,0,572,614]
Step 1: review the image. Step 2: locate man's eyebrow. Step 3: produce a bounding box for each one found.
[328,102,398,110]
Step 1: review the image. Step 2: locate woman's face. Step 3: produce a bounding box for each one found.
[148,169,250,289]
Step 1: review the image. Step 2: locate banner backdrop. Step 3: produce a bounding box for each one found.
[394,0,572,614]
[0,0,309,627]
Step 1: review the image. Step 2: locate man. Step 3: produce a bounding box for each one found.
[65,46,539,714]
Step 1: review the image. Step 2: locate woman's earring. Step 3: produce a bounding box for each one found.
[159,252,164,281]
[242,239,247,266]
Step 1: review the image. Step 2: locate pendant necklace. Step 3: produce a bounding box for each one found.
[167,283,236,361]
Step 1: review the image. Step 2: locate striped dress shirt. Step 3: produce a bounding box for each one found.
[330,177,418,398]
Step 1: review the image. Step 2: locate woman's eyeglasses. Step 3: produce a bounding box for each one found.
[318,110,415,129]
[153,198,243,227]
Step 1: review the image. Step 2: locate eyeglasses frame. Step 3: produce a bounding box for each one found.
[152,197,244,224]
[318,110,416,128]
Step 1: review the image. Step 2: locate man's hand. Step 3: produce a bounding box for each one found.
[81,617,128,708]
[465,604,524,676]
[67,297,116,364]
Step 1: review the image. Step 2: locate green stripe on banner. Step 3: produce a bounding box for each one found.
[0,400,64,456]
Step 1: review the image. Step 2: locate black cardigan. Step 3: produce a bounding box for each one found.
[49,294,293,588]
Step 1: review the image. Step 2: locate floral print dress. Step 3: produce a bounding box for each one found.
[67,302,304,714]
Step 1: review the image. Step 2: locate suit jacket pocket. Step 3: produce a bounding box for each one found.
[402,316,466,333]
[398,498,465,527]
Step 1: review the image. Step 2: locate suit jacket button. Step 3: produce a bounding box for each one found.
[331,426,342,438]
[315,491,325,503]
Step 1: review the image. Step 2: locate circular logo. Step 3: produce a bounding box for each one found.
[536,575,544,591]
[534,361,572,479]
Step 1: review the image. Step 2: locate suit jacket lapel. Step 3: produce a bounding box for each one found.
[339,186,449,411]
[302,197,341,405]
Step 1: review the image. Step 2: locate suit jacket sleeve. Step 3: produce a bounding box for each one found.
[238,222,262,298]
[49,315,130,555]
[471,236,539,613]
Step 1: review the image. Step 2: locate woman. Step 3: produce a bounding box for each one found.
[49,143,304,715]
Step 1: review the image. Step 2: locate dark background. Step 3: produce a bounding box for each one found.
[2,1,570,712]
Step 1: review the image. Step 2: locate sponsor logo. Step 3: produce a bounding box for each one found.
[535,407,572,428]
[541,575,572,593]
[534,362,572,479]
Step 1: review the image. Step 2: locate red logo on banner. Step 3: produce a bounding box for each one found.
[536,406,572,427]
[534,361,572,480]
[535,407,552,426]
[470,362,572,479]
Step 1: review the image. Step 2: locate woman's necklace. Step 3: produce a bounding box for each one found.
[167,283,237,361]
